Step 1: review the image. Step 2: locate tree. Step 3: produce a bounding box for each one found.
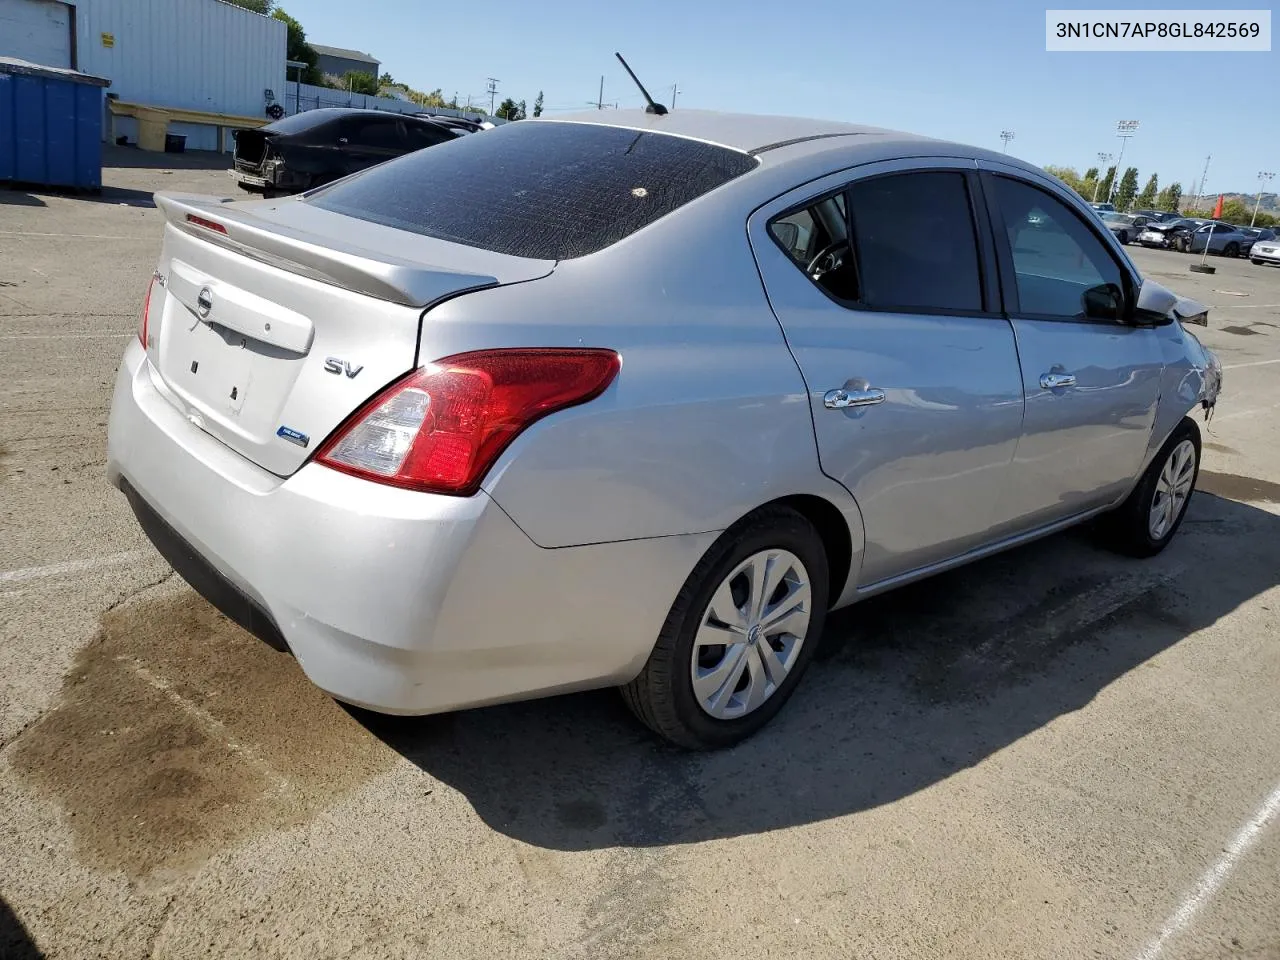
[226,0,272,12]
[1084,166,1099,181]
[1044,165,1086,198]
[533,91,544,117]
[1135,173,1159,210]
[341,71,380,95]
[1220,199,1251,224]
[1097,166,1117,204]
[272,9,321,84]
[1159,182,1182,213]
[1115,167,1139,210]
[379,72,395,87]
[496,97,525,120]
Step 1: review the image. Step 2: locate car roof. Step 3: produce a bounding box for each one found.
[534,108,1050,184]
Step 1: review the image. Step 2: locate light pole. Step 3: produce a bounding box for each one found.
[1252,171,1275,227]
[1111,120,1139,206]
[1000,130,1015,153]
[1093,152,1113,203]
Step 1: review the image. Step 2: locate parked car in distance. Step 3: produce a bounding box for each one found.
[1091,201,1116,213]
[1138,217,1206,251]
[1188,221,1255,257]
[1240,227,1277,256]
[1099,211,1153,244]
[412,113,484,135]
[1251,234,1280,266]
[1132,209,1180,223]
[232,108,459,195]
[109,110,1222,749]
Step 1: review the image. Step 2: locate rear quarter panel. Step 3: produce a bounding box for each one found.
[411,183,865,555]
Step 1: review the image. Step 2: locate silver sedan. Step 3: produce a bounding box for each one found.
[107,110,1222,749]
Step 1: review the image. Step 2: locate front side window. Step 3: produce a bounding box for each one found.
[991,176,1125,319]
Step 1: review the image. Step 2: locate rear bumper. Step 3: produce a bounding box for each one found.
[107,339,714,714]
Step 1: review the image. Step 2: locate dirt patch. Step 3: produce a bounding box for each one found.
[1198,471,1280,503]
[1220,325,1261,336]
[9,591,394,880]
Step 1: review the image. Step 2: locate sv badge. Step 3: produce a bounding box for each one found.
[323,357,364,379]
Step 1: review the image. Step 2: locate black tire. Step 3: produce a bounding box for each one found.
[1118,231,1129,244]
[1253,258,1265,266]
[620,505,830,750]
[1224,242,1239,258]
[1100,418,1201,558]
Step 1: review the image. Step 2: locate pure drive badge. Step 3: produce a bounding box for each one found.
[276,425,310,447]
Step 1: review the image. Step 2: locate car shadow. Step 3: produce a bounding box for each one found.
[0,896,43,960]
[355,491,1280,850]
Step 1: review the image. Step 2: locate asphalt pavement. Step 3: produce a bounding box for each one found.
[2,156,1279,960]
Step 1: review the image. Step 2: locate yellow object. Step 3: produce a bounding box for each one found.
[107,100,268,153]
[100,32,114,47]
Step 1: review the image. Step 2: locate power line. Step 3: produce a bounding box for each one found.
[485,77,499,115]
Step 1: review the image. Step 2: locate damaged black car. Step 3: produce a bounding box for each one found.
[231,108,463,196]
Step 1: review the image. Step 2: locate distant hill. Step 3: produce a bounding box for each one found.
[1195,192,1278,215]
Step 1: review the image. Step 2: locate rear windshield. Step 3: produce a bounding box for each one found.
[262,110,347,135]
[307,121,759,260]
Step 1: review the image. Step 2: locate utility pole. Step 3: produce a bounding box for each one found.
[1252,171,1275,227]
[486,77,499,115]
[1195,154,1212,214]
[1111,120,1139,206]
[999,130,1015,153]
[671,84,679,109]
[1093,152,1113,202]
[596,75,604,110]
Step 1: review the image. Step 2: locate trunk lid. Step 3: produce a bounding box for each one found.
[147,192,554,475]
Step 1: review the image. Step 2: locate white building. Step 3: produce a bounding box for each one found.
[0,0,285,150]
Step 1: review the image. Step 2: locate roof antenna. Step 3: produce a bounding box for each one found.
[615,53,668,115]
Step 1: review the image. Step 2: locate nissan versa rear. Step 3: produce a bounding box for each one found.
[108,111,1221,749]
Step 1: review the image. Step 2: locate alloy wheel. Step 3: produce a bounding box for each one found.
[1149,439,1197,540]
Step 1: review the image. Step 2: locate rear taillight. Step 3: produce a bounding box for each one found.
[315,348,621,496]
[138,277,154,348]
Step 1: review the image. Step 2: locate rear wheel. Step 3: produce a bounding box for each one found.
[1118,231,1130,244]
[621,506,829,749]
[1224,242,1240,258]
[1100,419,1200,557]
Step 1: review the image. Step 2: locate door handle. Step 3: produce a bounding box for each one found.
[824,386,886,409]
[1039,372,1077,390]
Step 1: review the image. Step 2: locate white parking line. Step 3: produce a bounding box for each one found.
[1223,358,1280,370]
[0,551,147,585]
[0,333,132,341]
[1134,777,1280,960]
[123,658,289,793]
[0,231,149,241]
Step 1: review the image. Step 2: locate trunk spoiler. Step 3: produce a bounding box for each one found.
[155,192,525,307]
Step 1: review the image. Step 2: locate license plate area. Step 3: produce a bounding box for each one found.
[167,313,256,418]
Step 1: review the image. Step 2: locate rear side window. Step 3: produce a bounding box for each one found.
[847,171,983,312]
[309,121,758,260]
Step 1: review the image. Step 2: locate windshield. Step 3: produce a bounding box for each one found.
[308,121,759,260]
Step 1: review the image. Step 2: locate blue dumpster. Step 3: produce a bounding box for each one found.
[0,57,111,191]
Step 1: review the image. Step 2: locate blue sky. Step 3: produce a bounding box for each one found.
[281,0,1278,193]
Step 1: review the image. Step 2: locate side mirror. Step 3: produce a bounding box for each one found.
[1131,279,1179,326]
[1082,282,1124,322]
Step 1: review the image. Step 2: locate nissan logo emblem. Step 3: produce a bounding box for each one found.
[196,286,213,319]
